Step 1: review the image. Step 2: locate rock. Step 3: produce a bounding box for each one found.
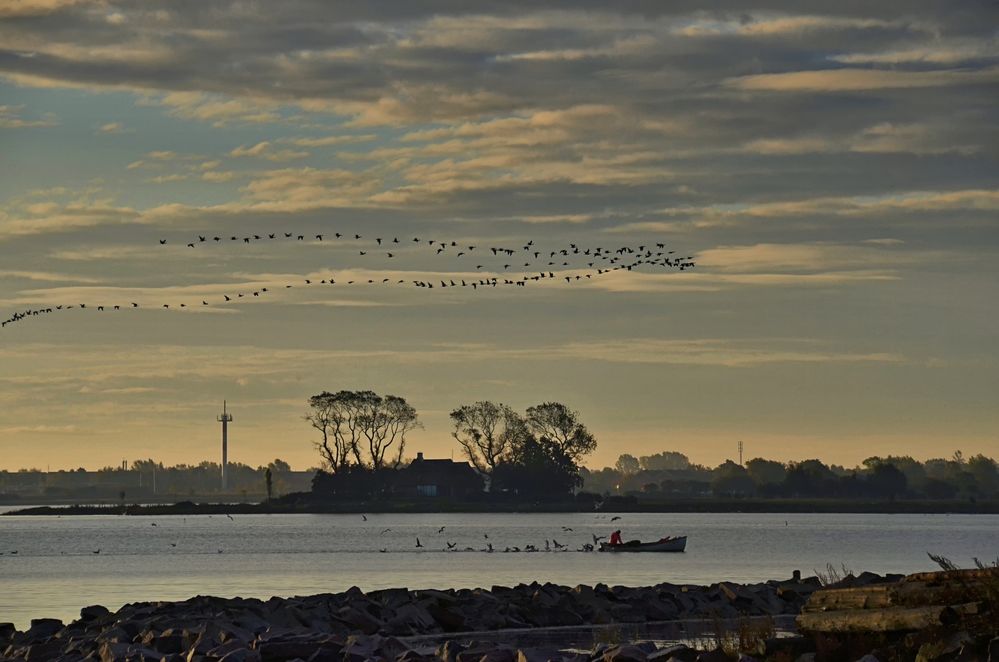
[257,640,325,661]
[794,654,816,662]
[79,605,110,622]
[25,618,63,641]
[476,649,516,662]
[307,645,346,662]
[208,640,252,659]
[0,623,16,643]
[427,604,466,632]
[397,649,436,662]
[852,656,879,662]
[335,606,382,635]
[762,636,812,660]
[219,649,261,662]
[603,644,650,661]
[648,645,696,662]
[696,649,733,662]
[989,638,999,662]
[23,640,66,660]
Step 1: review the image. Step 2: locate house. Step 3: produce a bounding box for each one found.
[396,452,483,498]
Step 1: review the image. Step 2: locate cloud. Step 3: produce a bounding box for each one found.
[201,170,240,182]
[0,424,78,433]
[0,104,58,128]
[730,67,999,92]
[154,92,283,127]
[96,121,131,134]
[0,269,101,283]
[829,40,999,65]
[285,134,377,147]
[230,141,310,162]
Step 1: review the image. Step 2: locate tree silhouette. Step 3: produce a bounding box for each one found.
[307,390,420,471]
[450,401,528,474]
[615,453,640,475]
[525,402,596,462]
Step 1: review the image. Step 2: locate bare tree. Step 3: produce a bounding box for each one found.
[307,390,420,471]
[525,402,597,462]
[450,401,528,473]
[359,394,421,469]
[306,391,354,473]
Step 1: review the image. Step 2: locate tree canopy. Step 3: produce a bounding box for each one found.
[307,390,420,472]
[450,401,528,474]
[525,402,597,462]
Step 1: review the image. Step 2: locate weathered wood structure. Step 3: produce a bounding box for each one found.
[797,567,998,634]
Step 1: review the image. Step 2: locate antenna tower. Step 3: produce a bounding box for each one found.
[217,400,233,490]
[738,440,744,466]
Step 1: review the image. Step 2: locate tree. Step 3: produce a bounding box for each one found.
[525,402,597,462]
[746,458,786,486]
[306,392,351,473]
[966,454,999,497]
[867,462,907,499]
[615,454,640,475]
[264,467,273,501]
[450,401,528,474]
[492,437,582,499]
[361,394,420,469]
[307,390,421,471]
[639,451,690,471]
[783,459,837,497]
[711,460,756,497]
[267,459,291,473]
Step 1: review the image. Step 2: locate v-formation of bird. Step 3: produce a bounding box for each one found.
[2,231,695,329]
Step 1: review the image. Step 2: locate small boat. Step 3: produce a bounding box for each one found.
[599,536,687,553]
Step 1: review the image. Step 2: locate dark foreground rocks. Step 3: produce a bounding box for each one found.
[3,570,990,662]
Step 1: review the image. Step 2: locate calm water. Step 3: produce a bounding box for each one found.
[1,512,996,629]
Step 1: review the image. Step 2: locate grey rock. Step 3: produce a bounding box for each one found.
[696,649,732,662]
[219,649,261,662]
[23,640,66,661]
[647,646,696,662]
[79,606,110,622]
[602,644,649,661]
[257,640,325,661]
[25,618,63,641]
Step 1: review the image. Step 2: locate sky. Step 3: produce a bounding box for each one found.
[0,1,997,472]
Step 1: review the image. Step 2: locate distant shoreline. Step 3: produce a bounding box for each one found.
[4,497,998,516]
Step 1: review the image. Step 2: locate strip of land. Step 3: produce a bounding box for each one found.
[4,496,999,516]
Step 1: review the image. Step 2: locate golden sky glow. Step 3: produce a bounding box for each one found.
[1,2,997,470]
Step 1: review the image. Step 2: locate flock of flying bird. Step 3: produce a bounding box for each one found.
[1,514,626,556]
[2,230,695,329]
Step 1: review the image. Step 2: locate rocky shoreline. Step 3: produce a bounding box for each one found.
[0,572,896,662]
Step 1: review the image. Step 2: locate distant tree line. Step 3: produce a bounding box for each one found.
[307,391,596,501]
[0,458,310,500]
[585,450,999,501]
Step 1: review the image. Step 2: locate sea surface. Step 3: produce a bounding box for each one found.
[1,511,996,629]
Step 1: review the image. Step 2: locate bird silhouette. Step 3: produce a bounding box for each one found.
[415,537,423,548]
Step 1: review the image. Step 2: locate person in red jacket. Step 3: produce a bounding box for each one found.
[609,530,622,545]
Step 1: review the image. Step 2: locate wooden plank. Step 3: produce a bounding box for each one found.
[801,586,891,612]
[901,568,999,584]
[796,602,980,633]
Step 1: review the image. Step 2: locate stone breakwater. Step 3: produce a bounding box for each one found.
[0,573,891,662]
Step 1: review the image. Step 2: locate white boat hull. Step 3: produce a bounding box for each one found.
[599,536,687,553]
